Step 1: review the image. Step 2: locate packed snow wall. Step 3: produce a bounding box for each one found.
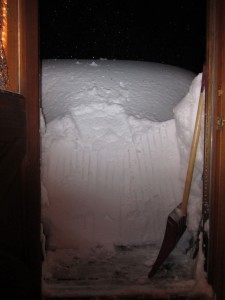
[41,60,203,258]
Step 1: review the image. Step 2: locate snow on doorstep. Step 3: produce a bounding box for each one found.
[40,60,210,296]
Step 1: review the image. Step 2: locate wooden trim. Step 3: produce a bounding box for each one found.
[19,0,41,299]
[206,0,216,285]
[6,0,19,92]
[207,0,225,299]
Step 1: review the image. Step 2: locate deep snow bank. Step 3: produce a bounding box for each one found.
[41,59,194,123]
[41,60,203,256]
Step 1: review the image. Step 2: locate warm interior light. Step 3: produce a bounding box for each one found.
[1,0,7,51]
[0,0,8,87]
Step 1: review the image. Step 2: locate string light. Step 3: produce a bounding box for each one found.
[1,0,7,47]
[0,0,8,87]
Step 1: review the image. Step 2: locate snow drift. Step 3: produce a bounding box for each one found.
[41,60,208,295]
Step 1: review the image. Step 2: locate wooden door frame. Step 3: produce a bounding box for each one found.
[206,0,225,299]
[0,0,40,298]
[19,0,41,298]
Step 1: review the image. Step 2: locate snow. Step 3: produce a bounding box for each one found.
[174,73,205,232]
[41,59,212,298]
[41,59,194,123]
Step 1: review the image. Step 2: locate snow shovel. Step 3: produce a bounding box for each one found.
[148,71,205,278]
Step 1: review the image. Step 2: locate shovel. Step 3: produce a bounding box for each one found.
[148,70,205,278]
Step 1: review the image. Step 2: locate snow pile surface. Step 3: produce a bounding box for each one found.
[41,59,194,123]
[41,60,196,252]
[41,60,211,297]
[174,73,204,231]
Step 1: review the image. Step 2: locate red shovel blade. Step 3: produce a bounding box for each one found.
[148,207,187,278]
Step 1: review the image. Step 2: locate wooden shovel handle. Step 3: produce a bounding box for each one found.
[180,84,205,215]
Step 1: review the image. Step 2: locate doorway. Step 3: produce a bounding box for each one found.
[39,1,216,299]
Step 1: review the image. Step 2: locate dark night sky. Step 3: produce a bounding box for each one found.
[40,0,206,73]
